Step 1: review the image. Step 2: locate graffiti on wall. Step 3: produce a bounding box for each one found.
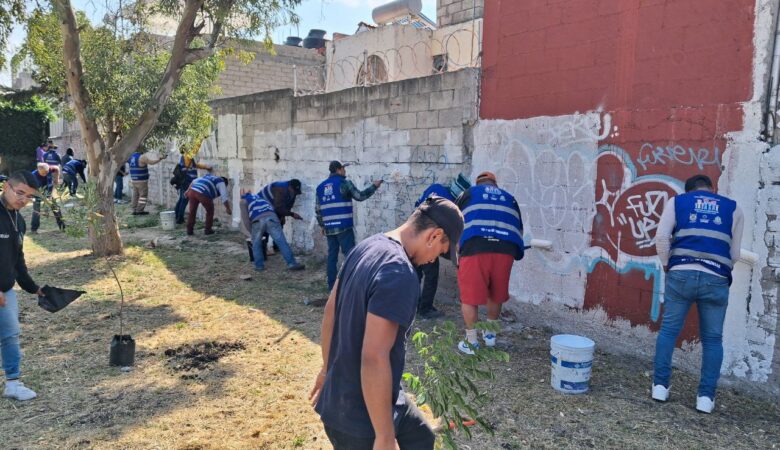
[474,113,721,335]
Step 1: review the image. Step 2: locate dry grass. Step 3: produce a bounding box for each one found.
[2,207,779,450]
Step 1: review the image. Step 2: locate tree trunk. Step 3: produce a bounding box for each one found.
[90,164,123,256]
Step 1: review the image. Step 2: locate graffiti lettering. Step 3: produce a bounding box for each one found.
[616,191,669,249]
[636,143,721,171]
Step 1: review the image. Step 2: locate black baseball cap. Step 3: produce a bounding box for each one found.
[290,178,302,194]
[418,195,464,262]
[328,160,351,173]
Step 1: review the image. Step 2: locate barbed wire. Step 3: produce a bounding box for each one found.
[293,26,481,96]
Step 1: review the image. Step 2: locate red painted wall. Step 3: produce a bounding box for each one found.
[480,0,755,340]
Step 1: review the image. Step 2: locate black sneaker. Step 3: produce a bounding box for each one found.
[287,263,306,271]
[204,229,216,235]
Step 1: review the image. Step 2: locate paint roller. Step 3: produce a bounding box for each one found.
[738,249,759,266]
[524,239,553,251]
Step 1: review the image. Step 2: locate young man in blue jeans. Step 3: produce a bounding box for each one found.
[240,189,304,272]
[652,174,744,413]
[315,160,382,291]
[1,171,46,401]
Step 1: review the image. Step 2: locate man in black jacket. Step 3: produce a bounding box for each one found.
[0,171,45,401]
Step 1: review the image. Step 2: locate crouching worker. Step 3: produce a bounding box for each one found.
[62,159,87,196]
[310,196,464,450]
[1,171,46,401]
[186,174,231,236]
[241,189,305,272]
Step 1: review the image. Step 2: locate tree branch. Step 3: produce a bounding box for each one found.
[183,47,214,65]
[52,0,106,177]
[112,0,205,165]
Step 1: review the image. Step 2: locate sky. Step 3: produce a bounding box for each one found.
[0,0,437,86]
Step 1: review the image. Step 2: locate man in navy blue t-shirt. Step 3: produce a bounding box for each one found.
[310,196,464,450]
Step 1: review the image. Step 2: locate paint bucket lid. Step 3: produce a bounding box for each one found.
[551,334,595,350]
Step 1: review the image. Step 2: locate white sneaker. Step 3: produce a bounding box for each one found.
[3,380,37,401]
[696,396,715,413]
[651,384,669,402]
[481,330,497,347]
[458,340,479,355]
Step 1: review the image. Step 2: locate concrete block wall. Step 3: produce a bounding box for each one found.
[437,0,484,27]
[216,43,325,99]
[761,146,780,397]
[147,69,480,299]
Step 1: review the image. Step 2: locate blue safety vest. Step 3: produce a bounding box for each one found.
[62,159,83,175]
[316,175,353,230]
[260,181,290,203]
[669,191,736,282]
[43,150,61,166]
[31,170,53,191]
[243,193,274,221]
[190,174,224,199]
[128,152,149,181]
[415,183,454,207]
[179,156,199,182]
[459,184,524,252]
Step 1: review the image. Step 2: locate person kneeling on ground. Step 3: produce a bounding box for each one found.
[310,196,463,450]
[186,174,232,236]
[1,171,47,401]
[241,189,304,272]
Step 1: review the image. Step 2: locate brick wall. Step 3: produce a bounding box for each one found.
[437,0,484,27]
[216,43,324,99]
[761,146,780,398]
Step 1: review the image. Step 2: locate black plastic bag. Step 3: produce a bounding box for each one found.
[37,285,86,313]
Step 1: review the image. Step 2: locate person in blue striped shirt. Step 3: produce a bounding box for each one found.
[128,149,163,215]
[241,189,304,272]
[185,174,232,235]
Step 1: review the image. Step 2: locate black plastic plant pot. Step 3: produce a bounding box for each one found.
[109,334,136,366]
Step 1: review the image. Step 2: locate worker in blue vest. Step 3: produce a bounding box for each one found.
[241,189,305,272]
[186,174,232,235]
[456,171,524,355]
[652,174,744,414]
[30,163,65,232]
[62,159,87,196]
[258,179,304,256]
[173,153,213,225]
[413,173,471,319]
[42,145,62,186]
[315,160,382,291]
[128,149,163,216]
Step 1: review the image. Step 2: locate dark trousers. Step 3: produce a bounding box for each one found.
[416,259,439,312]
[175,179,193,223]
[31,196,64,231]
[114,175,124,200]
[63,173,78,196]
[323,401,435,450]
[326,229,356,290]
[186,189,215,234]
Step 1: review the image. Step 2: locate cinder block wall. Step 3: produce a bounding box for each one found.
[216,43,325,99]
[437,0,484,27]
[147,69,480,300]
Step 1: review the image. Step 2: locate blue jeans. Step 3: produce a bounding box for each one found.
[653,270,730,399]
[64,173,78,196]
[114,175,124,200]
[175,179,193,223]
[326,229,356,290]
[0,290,21,380]
[251,214,298,270]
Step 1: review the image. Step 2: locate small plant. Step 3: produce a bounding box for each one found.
[403,320,510,450]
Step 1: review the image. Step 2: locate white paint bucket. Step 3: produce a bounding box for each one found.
[550,334,595,394]
[160,211,176,231]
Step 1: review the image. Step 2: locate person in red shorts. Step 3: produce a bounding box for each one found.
[455,171,524,354]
